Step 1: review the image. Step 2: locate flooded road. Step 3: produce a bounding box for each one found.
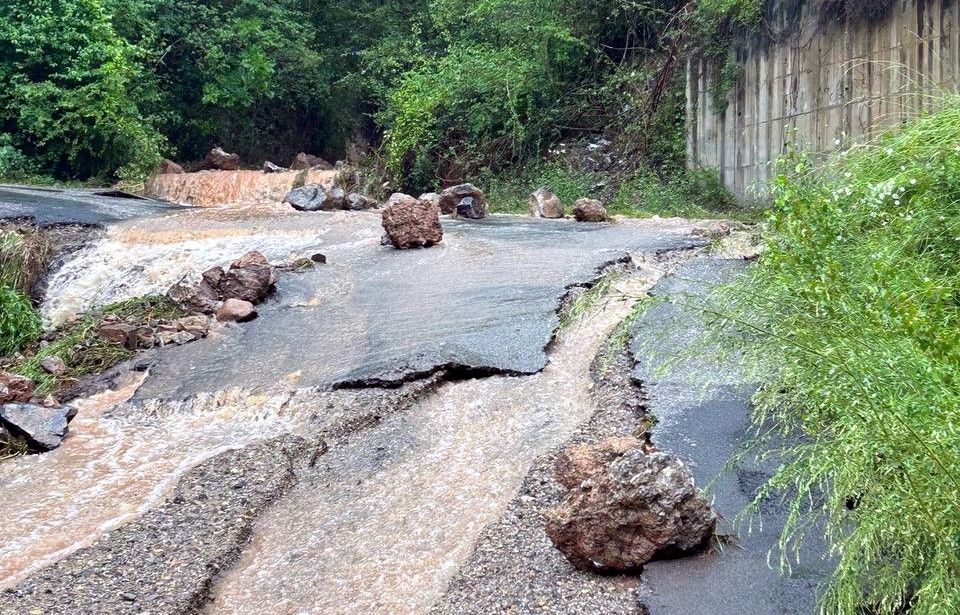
[0,192,733,613]
[206,275,658,615]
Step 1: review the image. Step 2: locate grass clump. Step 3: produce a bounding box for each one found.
[716,100,960,613]
[15,294,184,394]
[0,286,41,357]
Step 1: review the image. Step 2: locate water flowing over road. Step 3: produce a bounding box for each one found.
[0,189,823,614]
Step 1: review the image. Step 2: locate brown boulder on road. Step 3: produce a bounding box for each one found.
[381,194,443,249]
[572,198,608,222]
[529,187,565,218]
[217,298,258,323]
[545,445,716,573]
[438,184,487,217]
[218,252,276,304]
[290,152,333,171]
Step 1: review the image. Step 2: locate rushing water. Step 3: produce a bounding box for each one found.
[205,275,660,615]
[0,372,303,590]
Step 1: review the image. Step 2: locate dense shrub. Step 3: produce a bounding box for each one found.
[718,101,960,613]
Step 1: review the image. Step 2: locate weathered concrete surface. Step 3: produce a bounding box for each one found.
[630,258,829,615]
[689,0,960,199]
[0,185,176,226]
[137,216,706,399]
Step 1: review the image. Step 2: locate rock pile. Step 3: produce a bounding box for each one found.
[545,437,715,572]
[283,185,379,212]
[167,251,276,322]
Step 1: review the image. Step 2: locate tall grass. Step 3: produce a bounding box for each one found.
[717,100,960,613]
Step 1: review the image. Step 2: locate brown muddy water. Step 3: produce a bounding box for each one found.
[204,275,660,615]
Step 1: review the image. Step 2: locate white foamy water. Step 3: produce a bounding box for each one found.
[41,206,381,324]
[206,275,660,615]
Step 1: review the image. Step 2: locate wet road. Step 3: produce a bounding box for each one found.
[0,185,176,226]
[630,258,828,615]
[138,215,705,398]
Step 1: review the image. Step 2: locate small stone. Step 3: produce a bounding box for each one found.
[203,147,241,171]
[311,253,327,264]
[99,323,139,350]
[40,356,67,376]
[158,159,184,175]
[262,161,286,173]
[217,298,258,323]
[0,371,35,404]
[418,193,441,209]
[344,193,379,211]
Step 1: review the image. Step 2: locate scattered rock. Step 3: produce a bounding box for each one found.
[290,152,333,171]
[98,323,139,350]
[283,185,347,211]
[203,147,241,171]
[572,198,608,222]
[217,298,258,323]
[529,187,565,218]
[311,253,327,264]
[218,251,275,304]
[167,273,220,315]
[158,331,199,346]
[174,315,210,338]
[385,192,415,209]
[439,184,487,216]
[0,371,34,404]
[262,161,287,173]
[545,450,716,572]
[40,356,68,376]
[419,192,441,209]
[455,196,487,220]
[345,193,379,211]
[381,194,444,249]
[554,436,645,489]
[0,403,77,451]
[136,327,156,350]
[158,159,185,175]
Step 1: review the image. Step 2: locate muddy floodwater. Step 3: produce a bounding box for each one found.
[3,188,761,613]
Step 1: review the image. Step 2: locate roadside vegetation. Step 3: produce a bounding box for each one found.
[711,100,960,614]
[0,0,765,217]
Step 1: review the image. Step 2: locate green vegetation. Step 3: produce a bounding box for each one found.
[0,228,49,356]
[714,100,960,613]
[0,286,42,357]
[0,0,756,212]
[14,295,184,394]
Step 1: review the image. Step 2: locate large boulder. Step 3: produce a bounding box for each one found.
[455,196,486,220]
[0,371,34,404]
[529,187,565,218]
[203,147,241,171]
[290,152,334,171]
[345,193,379,211]
[158,159,185,175]
[283,185,346,211]
[218,251,275,304]
[545,447,716,573]
[0,403,77,451]
[381,194,443,249]
[438,184,487,217]
[572,198,608,222]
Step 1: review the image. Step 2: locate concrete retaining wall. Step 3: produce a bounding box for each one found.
[687,0,960,199]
